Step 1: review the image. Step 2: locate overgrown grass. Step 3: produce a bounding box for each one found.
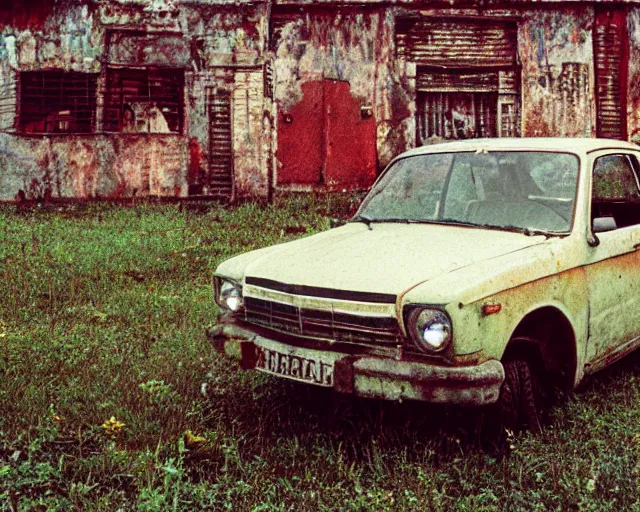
[1,194,639,511]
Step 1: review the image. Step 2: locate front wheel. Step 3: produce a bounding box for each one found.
[498,359,542,433]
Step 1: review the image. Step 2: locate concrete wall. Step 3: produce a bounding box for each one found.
[0,1,639,201]
[0,134,187,200]
[0,0,268,201]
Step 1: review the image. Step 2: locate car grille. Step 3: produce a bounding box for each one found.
[243,296,402,346]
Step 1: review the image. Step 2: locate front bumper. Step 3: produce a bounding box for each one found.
[207,317,505,406]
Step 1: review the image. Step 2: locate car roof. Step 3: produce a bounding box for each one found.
[400,137,640,158]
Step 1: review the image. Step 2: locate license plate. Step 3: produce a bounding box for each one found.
[255,346,334,387]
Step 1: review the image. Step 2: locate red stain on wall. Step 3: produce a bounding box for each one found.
[188,137,205,194]
[0,0,57,30]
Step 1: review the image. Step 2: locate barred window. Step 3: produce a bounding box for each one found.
[417,92,498,143]
[19,71,97,134]
[103,68,184,134]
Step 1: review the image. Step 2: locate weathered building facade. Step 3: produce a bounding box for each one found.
[0,0,639,201]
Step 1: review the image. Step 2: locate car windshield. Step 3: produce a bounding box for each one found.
[356,151,579,234]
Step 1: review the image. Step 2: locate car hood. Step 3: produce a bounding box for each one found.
[241,222,547,297]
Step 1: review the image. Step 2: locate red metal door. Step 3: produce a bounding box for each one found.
[277,79,377,188]
[323,80,377,188]
[277,81,324,185]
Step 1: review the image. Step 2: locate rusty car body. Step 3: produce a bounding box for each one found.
[208,137,640,427]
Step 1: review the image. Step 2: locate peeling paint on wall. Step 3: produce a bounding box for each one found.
[233,70,268,196]
[0,134,187,200]
[0,1,639,201]
[273,9,403,173]
[274,11,379,110]
[520,9,595,137]
[0,0,267,201]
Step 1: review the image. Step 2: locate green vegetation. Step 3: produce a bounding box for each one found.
[1,195,639,511]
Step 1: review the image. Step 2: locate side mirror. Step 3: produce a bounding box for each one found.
[588,217,617,247]
[592,216,617,233]
[330,218,346,228]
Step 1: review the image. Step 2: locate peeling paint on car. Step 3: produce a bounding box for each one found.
[210,138,640,404]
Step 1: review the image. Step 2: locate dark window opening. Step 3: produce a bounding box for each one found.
[103,67,184,134]
[19,71,97,134]
[592,154,640,229]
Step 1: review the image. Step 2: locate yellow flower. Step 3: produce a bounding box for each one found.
[184,429,207,449]
[101,416,126,436]
[52,415,64,423]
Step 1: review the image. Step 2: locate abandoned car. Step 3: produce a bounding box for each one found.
[208,138,640,428]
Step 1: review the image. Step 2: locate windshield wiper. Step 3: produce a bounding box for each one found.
[521,227,567,239]
[351,215,373,230]
[497,225,566,238]
[413,220,568,238]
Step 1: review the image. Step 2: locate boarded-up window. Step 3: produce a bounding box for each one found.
[19,71,97,134]
[103,68,184,134]
[416,69,519,143]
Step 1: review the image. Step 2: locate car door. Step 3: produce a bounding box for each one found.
[584,152,640,369]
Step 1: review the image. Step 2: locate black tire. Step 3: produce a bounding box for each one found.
[498,359,542,433]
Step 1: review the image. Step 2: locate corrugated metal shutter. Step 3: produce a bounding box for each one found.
[208,90,233,198]
[396,18,517,68]
[417,71,499,93]
[594,10,628,140]
[417,69,518,94]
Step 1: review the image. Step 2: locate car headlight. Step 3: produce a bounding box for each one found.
[406,307,452,353]
[213,277,244,313]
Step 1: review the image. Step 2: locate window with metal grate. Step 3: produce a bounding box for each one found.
[103,67,184,134]
[19,71,98,134]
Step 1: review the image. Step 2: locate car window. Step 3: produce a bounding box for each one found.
[357,151,579,233]
[363,153,452,219]
[527,153,578,198]
[593,154,640,201]
[442,154,499,219]
[591,154,640,230]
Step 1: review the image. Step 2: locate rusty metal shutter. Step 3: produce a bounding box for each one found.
[417,69,518,94]
[208,90,233,198]
[417,70,499,93]
[396,18,517,68]
[594,10,628,140]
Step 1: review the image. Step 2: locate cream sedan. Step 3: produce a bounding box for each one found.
[208,138,640,430]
